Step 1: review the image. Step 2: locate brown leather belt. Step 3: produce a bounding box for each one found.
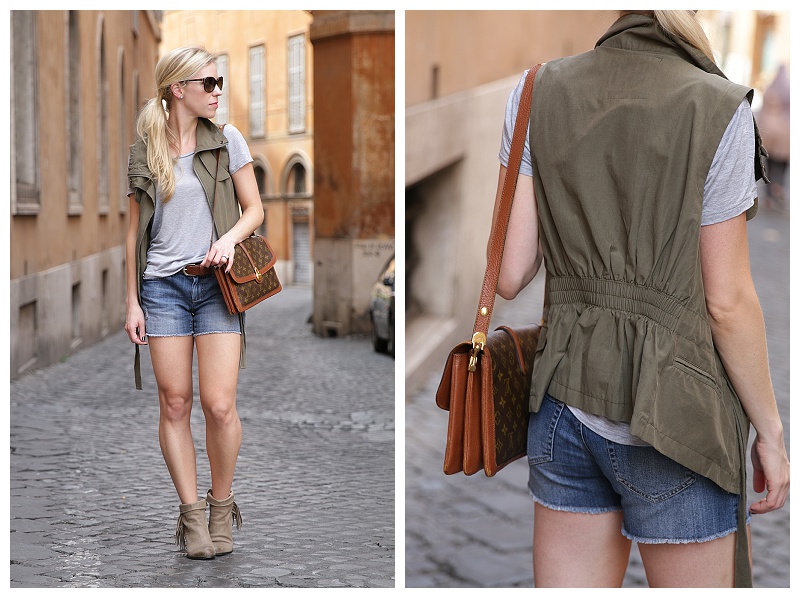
[182,264,212,276]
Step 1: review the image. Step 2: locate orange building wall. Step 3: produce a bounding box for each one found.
[313,26,394,239]
[310,10,395,336]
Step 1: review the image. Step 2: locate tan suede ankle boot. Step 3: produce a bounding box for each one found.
[175,499,216,559]
[206,490,243,555]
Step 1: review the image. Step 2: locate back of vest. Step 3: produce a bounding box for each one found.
[528,34,751,494]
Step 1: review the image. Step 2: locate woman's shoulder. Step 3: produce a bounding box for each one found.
[220,123,250,154]
[128,136,149,172]
[217,122,253,169]
[220,122,245,142]
[130,135,147,154]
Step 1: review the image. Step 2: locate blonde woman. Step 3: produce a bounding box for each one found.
[125,46,263,558]
[493,11,789,586]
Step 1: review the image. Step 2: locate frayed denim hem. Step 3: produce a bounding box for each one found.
[622,511,751,545]
[145,332,192,338]
[146,330,241,338]
[528,488,623,515]
[622,524,737,545]
[194,330,242,336]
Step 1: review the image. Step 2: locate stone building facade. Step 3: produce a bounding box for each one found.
[10,10,161,380]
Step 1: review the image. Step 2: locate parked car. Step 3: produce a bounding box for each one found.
[369,255,395,356]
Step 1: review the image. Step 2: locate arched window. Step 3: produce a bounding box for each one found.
[281,154,312,198]
[253,163,268,198]
[288,162,307,195]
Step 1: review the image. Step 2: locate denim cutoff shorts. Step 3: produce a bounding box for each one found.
[140,270,242,337]
[527,395,745,544]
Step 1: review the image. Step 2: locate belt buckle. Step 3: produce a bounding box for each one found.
[183,264,198,276]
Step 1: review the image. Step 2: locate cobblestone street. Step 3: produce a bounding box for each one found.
[10,286,395,588]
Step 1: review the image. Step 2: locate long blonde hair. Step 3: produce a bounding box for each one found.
[653,10,716,64]
[135,46,218,201]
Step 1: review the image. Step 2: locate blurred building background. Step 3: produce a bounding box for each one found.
[10,9,394,381]
[404,9,790,398]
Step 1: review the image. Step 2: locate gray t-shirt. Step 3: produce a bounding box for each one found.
[499,69,758,445]
[139,124,253,279]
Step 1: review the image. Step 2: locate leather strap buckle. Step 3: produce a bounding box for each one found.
[182,264,211,276]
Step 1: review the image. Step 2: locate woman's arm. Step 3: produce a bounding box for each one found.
[201,162,265,273]
[699,213,789,513]
[490,165,543,299]
[124,195,147,345]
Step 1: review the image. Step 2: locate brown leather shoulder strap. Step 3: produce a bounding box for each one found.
[472,64,541,339]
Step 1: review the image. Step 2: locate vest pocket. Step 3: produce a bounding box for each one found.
[647,357,734,485]
[674,357,718,391]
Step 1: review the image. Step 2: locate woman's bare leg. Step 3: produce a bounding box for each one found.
[533,503,632,587]
[637,529,743,587]
[149,336,198,504]
[196,333,242,500]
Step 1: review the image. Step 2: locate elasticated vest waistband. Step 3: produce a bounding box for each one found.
[548,276,684,331]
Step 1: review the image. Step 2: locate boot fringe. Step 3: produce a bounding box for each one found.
[175,513,187,551]
[231,501,243,530]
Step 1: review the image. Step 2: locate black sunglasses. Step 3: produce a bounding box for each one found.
[183,76,223,93]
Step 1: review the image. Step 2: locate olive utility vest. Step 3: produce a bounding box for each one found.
[128,118,245,390]
[528,14,768,587]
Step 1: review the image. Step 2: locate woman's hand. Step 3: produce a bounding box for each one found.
[125,302,148,345]
[202,235,237,274]
[749,430,790,514]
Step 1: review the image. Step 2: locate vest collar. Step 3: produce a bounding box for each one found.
[597,13,767,188]
[194,117,228,153]
[597,13,729,81]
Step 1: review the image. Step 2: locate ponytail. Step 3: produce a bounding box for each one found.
[653,10,716,64]
[135,93,179,201]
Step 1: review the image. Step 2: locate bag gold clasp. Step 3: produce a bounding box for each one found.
[468,331,486,372]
